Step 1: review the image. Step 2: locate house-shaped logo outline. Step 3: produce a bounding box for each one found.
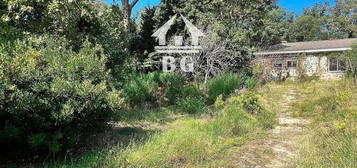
[152,14,205,54]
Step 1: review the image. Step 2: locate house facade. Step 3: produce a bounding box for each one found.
[254,38,357,80]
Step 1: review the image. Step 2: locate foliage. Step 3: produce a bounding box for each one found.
[260,7,294,45]
[206,73,246,103]
[122,72,186,107]
[329,0,357,38]
[104,91,270,168]
[0,36,124,156]
[342,44,357,78]
[290,15,326,42]
[214,95,225,109]
[289,2,330,42]
[176,97,206,114]
[137,6,157,57]
[122,73,159,107]
[159,73,186,105]
[230,91,263,114]
[36,82,279,168]
[245,77,257,89]
[1,0,131,70]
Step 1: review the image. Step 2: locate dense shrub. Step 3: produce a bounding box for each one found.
[342,44,357,79]
[229,91,275,129]
[176,84,206,114]
[159,73,185,105]
[0,37,124,156]
[245,76,257,89]
[177,97,206,114]
[206,73,246,103]
[122,73,159,106]
[181,84,205,100]
[122,72,186,107]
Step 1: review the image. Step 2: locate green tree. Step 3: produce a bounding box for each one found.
[0,36,124,156]
[2,0,131,69]
[290,2,330,41]
[291,15,325,41]
[260,7,294,45]
[137,6,157,57]
[329,0,357,38]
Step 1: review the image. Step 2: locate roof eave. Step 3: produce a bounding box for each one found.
[254,48,352,56]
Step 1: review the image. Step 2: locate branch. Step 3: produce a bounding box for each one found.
[130,0,140,9]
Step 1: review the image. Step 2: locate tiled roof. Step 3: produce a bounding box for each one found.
[256,38,357,55]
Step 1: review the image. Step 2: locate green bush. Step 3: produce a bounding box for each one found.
[181,84,205,99]
[159,73,185,105]
[122,72,186,107]
[122,73,159,106]
[227,91,275,129]
[206,73,246,103]
[0,37,124,155]
[177,97,206,114]
[245,76,257,89]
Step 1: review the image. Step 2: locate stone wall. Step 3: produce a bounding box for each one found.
[255,54,346,80]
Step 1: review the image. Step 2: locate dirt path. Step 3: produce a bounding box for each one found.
[229,88,310,168]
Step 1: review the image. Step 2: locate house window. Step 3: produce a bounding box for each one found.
[329,58,345,72]
[274,63,283,68]
[287,60,297,68]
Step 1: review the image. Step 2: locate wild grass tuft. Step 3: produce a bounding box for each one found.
[292,80,357,168]
[206,73,246,103]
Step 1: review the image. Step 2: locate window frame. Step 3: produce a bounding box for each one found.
[286,60,297,68]
[328,57,346,72]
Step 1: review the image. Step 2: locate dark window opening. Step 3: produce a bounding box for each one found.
[274,64,283,68]
[329,58,345,72]
[287,61,297,68]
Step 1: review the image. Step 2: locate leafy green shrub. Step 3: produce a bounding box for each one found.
[214,95,225,109]
[231,91,263,114]
[213,100,257,136]
[0,37,124,155]
[206,73,246,103]
[228,91,274,129]
[122,72,186,107]
[159,73,185,105]
[342,44,357,79]
[177,97,206,114]
[181,84,205,99]
[122,73,159,106]
[245,76,257,89]
[176,84,206,114]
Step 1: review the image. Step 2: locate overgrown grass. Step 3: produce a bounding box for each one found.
[40,87,277,168]
[105,91,273,168]
[291,80,357,168]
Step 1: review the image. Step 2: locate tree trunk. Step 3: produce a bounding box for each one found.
[123,7,131,30]
[121,0,140,31]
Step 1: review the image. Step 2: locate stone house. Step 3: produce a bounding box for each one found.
[254,38,357,80]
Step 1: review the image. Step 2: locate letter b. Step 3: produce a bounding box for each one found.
[162,56,176,73]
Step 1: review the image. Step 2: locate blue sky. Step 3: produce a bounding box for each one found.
[104,0,335,16]
[278,0,334,14]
